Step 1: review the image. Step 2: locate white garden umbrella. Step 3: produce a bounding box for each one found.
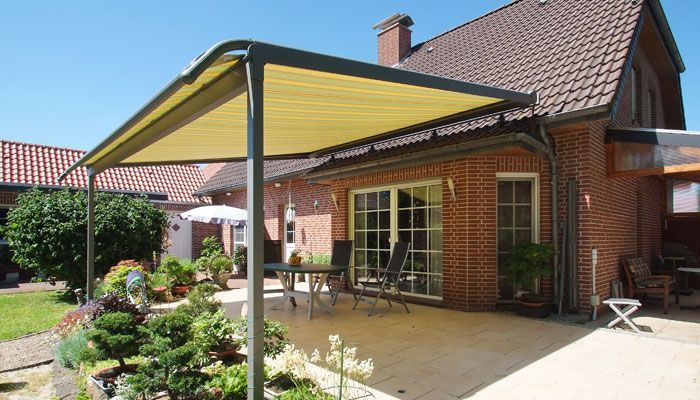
[179,205,247,225]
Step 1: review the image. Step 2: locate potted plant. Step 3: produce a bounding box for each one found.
[503,242,556,318]
[232,245,247,274]
[158,255,196,296]
[87,312,142,388]
[208,255,233,289]
[192,310,243,360]
[288,249,302,266]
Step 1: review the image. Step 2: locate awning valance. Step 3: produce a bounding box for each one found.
[607,127,700,181]
[62,40,536,175]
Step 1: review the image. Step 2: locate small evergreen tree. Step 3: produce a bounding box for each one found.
[87,312,142,369]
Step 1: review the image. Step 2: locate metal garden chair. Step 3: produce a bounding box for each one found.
[325,240,354,305]
[353,242,411,316]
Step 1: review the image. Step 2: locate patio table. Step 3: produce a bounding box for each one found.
[264,263,349,320]
[677,267,700,309]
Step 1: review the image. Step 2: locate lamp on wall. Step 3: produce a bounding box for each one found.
[274,182,282,188]
[447,177,456,201]
[330,193,339,211]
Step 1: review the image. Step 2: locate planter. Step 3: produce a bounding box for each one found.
[171,285,191,296]
[212,273,232,289]
[88,364,139,399]
[207,346,243,362]
[288,256,302,266]
[152,285,168,300]
[517,294,551,318]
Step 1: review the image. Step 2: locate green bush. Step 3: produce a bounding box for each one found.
[158,255,197,286]
[87,312,142,369]
[279,385,333,400]
[303,253,331,264]
[200,236,224,258]
[191,310,240,353]
[504,242,557,292]
[232,246,247,266]
[141,310,194,356]
[177,283,221,316]
[233,317,289,358]
[3,188,168,289]
[55,330,97,369]
[97,260,147,297]
[206,363,248,400]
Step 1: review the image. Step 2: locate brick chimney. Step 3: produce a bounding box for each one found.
[373,13,414,66]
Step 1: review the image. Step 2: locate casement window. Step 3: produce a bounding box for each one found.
[349,180,443,299]
[496,173,540,301]
[284,204,295,258]
[232,223,246,250]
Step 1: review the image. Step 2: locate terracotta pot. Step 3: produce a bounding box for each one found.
[207,346,240,360]
[212,273,231,289]
[517,294,552,318]
[171,285,191,296]
[91,363,138,385]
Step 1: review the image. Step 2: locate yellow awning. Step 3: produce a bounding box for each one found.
[64,40,536,175]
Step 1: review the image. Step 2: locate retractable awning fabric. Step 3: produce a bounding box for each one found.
[607,127,700,181]
[61,39,537,398]
[62,40,536,176]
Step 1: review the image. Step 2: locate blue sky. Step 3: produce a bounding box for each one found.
[1,1,698,150]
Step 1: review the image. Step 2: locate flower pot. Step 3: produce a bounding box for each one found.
[212,272,232,289]
[171,285,191,296]
[88,364,139,399]
[152,285,168,300]
[288,256,302,266]
[207,346,241,361]
[517,294,551,318]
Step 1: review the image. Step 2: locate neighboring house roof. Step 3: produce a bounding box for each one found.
[1,140,208,203]
[195,158,327,196]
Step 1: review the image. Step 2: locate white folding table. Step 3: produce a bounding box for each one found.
[604,298,643,333]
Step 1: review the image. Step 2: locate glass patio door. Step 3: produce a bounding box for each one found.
[351,181,443,299]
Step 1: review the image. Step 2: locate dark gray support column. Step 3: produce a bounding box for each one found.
[86,170,96,301]
[245,58,265,399]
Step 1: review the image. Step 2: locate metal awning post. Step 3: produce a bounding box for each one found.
[86,170,96,301]
[245,54,265,399]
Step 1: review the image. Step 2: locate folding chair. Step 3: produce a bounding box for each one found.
[325,240,354,305]
[353,242,411,316]
[604,298,643,333]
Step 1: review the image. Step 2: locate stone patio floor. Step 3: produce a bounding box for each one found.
[211,285,700,400]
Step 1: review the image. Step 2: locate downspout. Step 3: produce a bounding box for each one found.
[537,123,560,313]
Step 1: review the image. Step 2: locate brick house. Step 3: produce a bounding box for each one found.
[197,0,692,313]
[0,140,218,282]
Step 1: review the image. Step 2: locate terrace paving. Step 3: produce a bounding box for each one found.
[213,286,700,399]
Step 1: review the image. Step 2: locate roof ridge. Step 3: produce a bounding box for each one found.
[408,0,525,52]
[1,139,86,155]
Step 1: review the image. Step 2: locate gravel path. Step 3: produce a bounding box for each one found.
[0,331,55,373]
[0,282,67,295]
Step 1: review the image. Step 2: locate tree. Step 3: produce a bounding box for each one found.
[3,188,168,288]
[87,312,142,369]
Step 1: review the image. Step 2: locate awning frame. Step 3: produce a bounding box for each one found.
[62,39,538,399]
[61,40,536,177]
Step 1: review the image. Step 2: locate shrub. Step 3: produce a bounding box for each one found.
[200,236,224,258]
[196,254,232,276]
[98,260,147,297]
[504,242,557,293]
[206,363,248,400]
[191,310,240,353]
[279,385,333,400]
[303,253,331,264]
[140,310,194,356]
[232,246,246,266]
[53,293,141,338]
[87,312,142,369]
[177,283,221,316]
[158,255,197,286]
[4,188,168,289]
[233,317,288,358]
[55,330,97,369]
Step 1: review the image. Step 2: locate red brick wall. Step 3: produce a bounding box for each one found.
[212,179,333,258]
[377,23,412,66]
[615,44,667,129]
[330,155,550,311]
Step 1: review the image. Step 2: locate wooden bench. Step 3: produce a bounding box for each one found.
[622,257,678,314]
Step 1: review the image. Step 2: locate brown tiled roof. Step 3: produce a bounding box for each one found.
[195,158,328,196]
[399,0,642,118]
[2,140,208,203]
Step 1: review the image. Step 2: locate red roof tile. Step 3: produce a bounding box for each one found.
[1,140,207,204]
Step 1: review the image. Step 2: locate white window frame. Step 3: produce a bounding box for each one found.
[232,223,247,250]
[496,172,541,301]
[348,178,443,300]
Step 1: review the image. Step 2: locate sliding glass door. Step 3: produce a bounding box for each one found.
[351,181,443,299]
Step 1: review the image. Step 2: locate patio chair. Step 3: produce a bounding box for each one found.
[353,242,411,316]
[325,240,355,305]
[622,257,678,314]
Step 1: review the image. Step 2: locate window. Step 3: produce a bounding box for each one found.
[497,174,539,301]
[284,204,296,258]
[350,181,443,298]
[232,223,246,250]
[631,66,642,123]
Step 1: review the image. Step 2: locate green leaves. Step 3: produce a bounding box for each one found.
[5,188,168,289]
[503,242,557,292]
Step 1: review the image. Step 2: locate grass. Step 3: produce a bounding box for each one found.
[0,290,76,340]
